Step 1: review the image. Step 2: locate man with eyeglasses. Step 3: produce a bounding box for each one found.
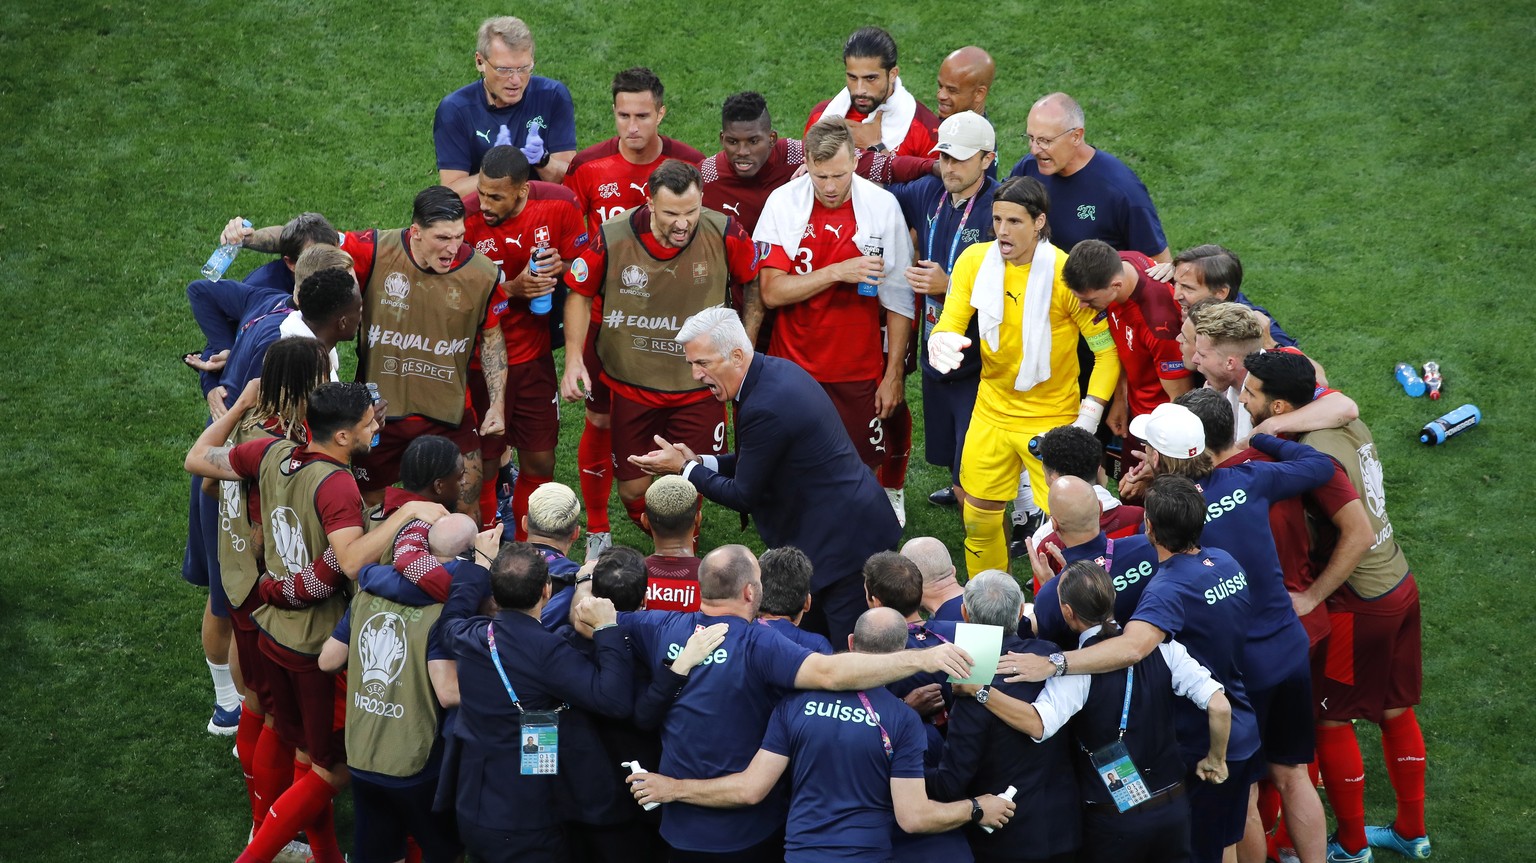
[434,16,578,195]
[1008,92,1169,263]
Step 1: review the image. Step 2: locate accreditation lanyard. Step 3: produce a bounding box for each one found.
[1095,538,1116,582]
[927,192,978,272]
[486,624,522,710]
[907,621,952,644]
[855,691,894,762]
[1117,664,1134,739]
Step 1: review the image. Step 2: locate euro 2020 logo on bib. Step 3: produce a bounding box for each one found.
[359,612,409,693]
[268,505,311,576]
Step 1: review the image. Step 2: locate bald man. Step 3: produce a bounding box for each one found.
[900,537,964,621]
[1024,477,1161,646]
[1008,92,1169,262]
[935,47,995,119]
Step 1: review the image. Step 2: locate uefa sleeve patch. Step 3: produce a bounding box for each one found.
[575,232,588,247]
[492,300,509,316]
[571,258,589,283]
[1086,330,1114,352]
[1159,360,1185,373]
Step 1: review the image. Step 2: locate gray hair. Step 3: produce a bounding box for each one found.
[962,570,1025,635]
[477,16,533,56]
[1035,92,1086,131]
[676,307,752,358]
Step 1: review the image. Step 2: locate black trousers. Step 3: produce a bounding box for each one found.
[1078,794,1192,863]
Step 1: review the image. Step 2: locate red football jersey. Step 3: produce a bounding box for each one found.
[566,208,759,408]
[701,138,936,235]
[464,182,585,365]
[1107,253,1191,417]
[340,228,505,332]
[760,199,883,383]
[564,135,706,229]
[804,98,940,158]
[645,554,702,612]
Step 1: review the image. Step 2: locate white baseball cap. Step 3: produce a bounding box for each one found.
[930,111,995,160]
[1129,403,1207,460]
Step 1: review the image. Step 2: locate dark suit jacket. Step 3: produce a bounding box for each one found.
[687,354,901,591]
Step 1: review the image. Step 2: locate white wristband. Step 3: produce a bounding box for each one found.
[1073,398,1105,433]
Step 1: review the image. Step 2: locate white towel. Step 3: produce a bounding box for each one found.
[970,239,1058,391]
[818,77,919,153]
[753,174,915,319]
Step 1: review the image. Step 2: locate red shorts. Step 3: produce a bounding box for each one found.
[353,414,480,492]
[259,635,347,769]
[821,379,884,469]
[229,592,274,711]
[610,392,727,482]
[581,329,612,414]
[470,355,561,462]
[1313,573,1422,724]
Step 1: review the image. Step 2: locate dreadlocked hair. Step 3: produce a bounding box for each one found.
[256,337,330,442]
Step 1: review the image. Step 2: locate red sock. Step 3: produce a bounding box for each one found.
[236,705,265,826]
[250,725,294,829]
[512,473,551,542]
[405,836,423,863]
[293,757,310,784]
[478,476,498,529]
[303,798,345,863]
[578,419,613,533]
[1257,778,1282,832]
[879,403,912,489]
[623,495,647,532]
[1316,723,1367,852]
[1380,709,1427,837]
[237,770,337,863]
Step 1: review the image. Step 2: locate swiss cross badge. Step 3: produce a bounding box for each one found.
[534,225,551,245]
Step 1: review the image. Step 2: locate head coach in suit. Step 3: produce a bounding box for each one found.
[629,307,901,647]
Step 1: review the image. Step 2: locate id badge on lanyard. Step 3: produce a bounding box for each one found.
[1087,669,1151,811]
[487,624,562,776]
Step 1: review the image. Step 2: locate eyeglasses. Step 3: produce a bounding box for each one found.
[1024,127,1079,149]
[487,62,535,78]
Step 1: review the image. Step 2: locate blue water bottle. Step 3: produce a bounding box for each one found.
[1394,362,1426,397]
[365,382,382,446]
[201,219,251,281]
[858,234,883,298]
[529,236,552,315]
[1420,403,1481,445]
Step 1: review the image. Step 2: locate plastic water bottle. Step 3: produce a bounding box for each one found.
[365,382,382,446]
[1394,362,1426,397]
[980,785,1018,834]
[859,234,883,297]
[1420,403,1481,445]
[201,219,251,281]
[623,761,660,811]
[529,237,552,315]
[1422,361,1443,400]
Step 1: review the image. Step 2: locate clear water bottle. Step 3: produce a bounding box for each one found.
[1420,403,1480,445]
[201,219,251,281]
[365,382,382,446]
[530,237,552,315]
[1422,361,1443,400]
[859,234,883,297]
[1393,362,1426,397]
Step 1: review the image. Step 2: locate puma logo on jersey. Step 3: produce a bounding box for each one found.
[1006,290,1020,303]
[506,235,523,249]
[824,223,844,239]
[629,182,647,195]
[721,202,741,215]
[476,130,492,143]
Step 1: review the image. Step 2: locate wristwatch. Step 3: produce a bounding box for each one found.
[974,686,991,705]
[1048,652,1068,677]
[968,797,983,824]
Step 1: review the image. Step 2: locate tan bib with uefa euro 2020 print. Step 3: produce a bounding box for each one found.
[345,589,444,778]
[251,440,353,656]
[1300,420,1410,598]
[596,208,731,393]
[215,413,282,609]
[357,229,499,427]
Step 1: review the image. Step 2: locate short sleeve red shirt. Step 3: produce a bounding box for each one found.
[464,183,585,365]
[804,101,938,158]
[563,136,706,229]
[340,228,504,331]
[1107,256,1191,417]
[565,209,759,407]
[229,439,365,535]
[760,199,883,382]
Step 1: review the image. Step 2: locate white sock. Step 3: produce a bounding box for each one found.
[1012,473,1040,523]
[208,659,240,710]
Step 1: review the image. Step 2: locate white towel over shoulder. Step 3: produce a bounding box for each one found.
[753,174,915,319]
[817,77,919,154]
[969,240,1058,391]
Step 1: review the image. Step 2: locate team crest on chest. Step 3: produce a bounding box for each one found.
[534,225,551,246]
[444,285,466,311]
[692,262,709,282]
[599,182,621,199]
[473,238,497,255]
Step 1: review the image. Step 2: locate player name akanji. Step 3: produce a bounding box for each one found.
[646,581,696,607]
